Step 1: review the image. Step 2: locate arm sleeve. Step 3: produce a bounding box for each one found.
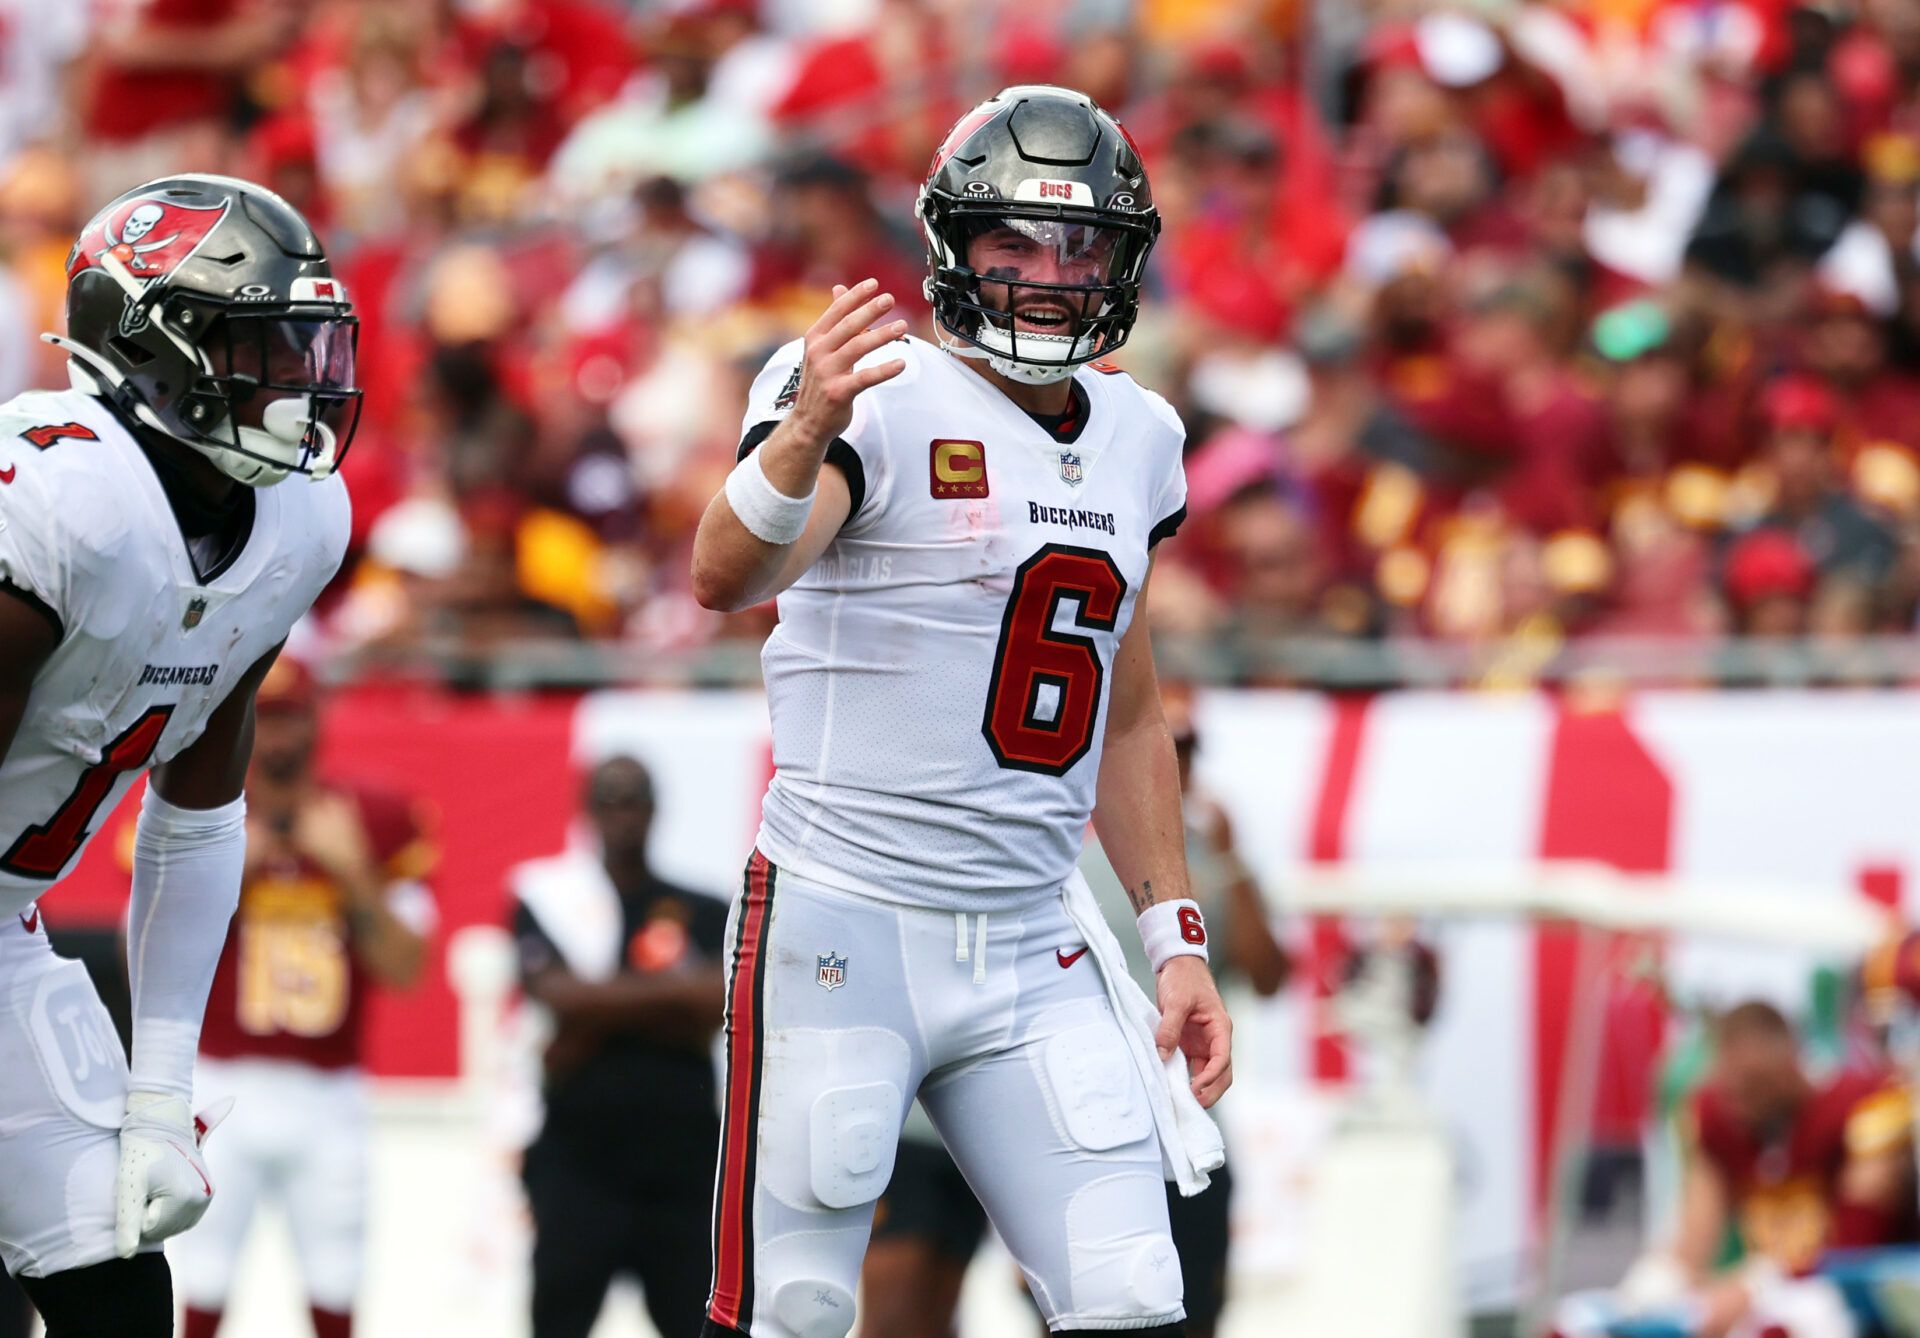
[736,339,892,529]
[125,786,247,1098]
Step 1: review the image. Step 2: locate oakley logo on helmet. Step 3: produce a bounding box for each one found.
[1108,192,1139,211]
[964,180,995,196]
[67,197,230,285]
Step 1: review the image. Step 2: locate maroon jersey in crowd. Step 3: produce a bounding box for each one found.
[1692,1068,1916,1272]
[197,784,435,1070]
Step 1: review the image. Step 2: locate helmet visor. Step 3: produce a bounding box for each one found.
[204,313,363,475]
[943,213,1152,366]
[963,217,1133,289]
[223,316,357,394]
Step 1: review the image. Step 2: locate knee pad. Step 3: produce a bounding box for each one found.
[760,1026,908,1213]
[771,1276,857,1338]
[1064,1174,1184,1322]
[756,1229,864,1338]
[1040,1007,1152,1154]
[20,1253,172,1338]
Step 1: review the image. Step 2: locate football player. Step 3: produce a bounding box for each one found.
[690,86,1230,1338]
[0,174,355,1338]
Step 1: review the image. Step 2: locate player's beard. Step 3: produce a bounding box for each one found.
[977,273,1098,340]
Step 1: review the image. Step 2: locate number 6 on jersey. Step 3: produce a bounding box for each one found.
[982,544,1128,776]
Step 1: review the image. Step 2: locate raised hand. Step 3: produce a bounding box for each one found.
[787,278,909,444]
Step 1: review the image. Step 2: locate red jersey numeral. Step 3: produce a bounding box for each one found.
[20,422,98,449]
[1,706,173,878]
[1178,906,1207,944]
[982,545,1127,776]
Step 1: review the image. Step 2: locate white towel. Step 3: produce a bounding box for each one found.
[510,847,623,981]
[1061,869,1226,1196]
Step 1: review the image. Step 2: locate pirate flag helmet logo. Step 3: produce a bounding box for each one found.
[49,174,361,487]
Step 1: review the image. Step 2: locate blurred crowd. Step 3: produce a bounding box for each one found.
[12,0,1920,677]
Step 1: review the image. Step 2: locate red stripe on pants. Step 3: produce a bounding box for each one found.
[709,851,772,1330]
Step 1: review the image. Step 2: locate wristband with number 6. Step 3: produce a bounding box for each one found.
[1138,898,1209,972]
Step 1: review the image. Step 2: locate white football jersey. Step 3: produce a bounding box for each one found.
[743,336,1186,911]
[0,388,350,916]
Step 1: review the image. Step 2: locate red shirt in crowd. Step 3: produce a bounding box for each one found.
[85,0,244,143]
[1693,1068,1916,1272]
[199,784,435,1071]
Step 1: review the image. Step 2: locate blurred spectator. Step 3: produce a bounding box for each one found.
[509,756,728,1338]
[1559,1000,1916,1337]
[17,0,1920,682]
[547,5,768,206]
[80,0,302,200]
[1753,375,1899,588]
[0,0,88,162]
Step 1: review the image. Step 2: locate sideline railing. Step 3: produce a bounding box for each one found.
[323,633,1920,691]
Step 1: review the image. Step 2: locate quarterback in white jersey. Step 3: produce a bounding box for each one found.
[0,174,354,1337]
[692,87,1230,1338]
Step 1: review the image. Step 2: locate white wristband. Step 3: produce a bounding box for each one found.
[1138,899,1209,972]
[725,447,815,545]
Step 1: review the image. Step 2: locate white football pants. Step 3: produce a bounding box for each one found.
[705,851,1183,1337]
[0,906,138,1278]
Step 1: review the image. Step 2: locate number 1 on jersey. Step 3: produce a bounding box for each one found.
[0,706,173,878]
[983,544,1128,775]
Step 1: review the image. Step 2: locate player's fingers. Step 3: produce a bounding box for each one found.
[1195,1054,1233,1109]
[1190,1014,1233,1104]
[113,1167,144,1257]
[851,358,908,391]
[1155,998,1190,1060]
[805,277,877,337]
[820,291,897,358]
[840,320,909,366]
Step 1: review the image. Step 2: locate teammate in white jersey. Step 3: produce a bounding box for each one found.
[0,174,355,1337]
[691,86,1230,1337]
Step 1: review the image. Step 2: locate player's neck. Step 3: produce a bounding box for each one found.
[958,356,1075,417]
[603,848,652,892]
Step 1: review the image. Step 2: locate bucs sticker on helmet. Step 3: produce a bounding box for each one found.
[67,195,232,336]
[1014,179,1094,206]
[66,196,231,285]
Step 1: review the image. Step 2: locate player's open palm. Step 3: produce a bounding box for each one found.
[1155,956,1233,1108]
[790,278,909,442]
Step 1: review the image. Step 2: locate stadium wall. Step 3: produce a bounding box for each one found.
[45,686,1920,1303]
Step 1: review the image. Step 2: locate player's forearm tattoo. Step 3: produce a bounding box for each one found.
[1126,878,1156,914]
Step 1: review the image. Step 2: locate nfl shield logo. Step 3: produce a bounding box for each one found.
[182,597,207,630]
[816,951,847,991]
[1058,451,1084,486]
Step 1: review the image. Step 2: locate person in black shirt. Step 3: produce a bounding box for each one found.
[510,756,729,1338]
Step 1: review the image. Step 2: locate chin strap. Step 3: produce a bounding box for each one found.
[934,325,1081,385]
